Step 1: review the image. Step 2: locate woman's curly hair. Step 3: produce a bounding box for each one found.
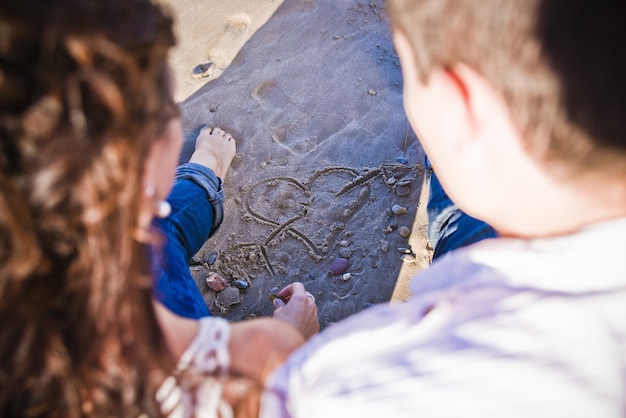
[0,0,179,416]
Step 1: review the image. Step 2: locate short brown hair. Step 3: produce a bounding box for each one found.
[388,0,626,178]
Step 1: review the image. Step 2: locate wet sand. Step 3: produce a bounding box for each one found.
[163,0,431,328]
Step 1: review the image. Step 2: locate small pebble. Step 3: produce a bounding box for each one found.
[269,292,286,304]
[341,273,352,281]
[386,176,397,185]
[396,185,410,196]
[205,272,228,292]
[391,204,408,215]
[339,240,350,247]
[339,248,353,258]
[232,279,249,290]
[401,254,416,263]
[399,226,411,238]
[368,89,377,96]
[396,157,408,164]
[216,286,241,310]
[396,178,412,186]
[380,240,390,253]
[396,247,412,254]
[204,252,218,266]
[191,62,212,78]
[384,223,398,233]
[370,257,379,268]
[330,257,349,275]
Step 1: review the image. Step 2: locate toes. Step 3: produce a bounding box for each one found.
[198,125,235,141]
[212,127,234,141]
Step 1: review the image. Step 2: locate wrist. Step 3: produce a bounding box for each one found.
[230,318,304,383]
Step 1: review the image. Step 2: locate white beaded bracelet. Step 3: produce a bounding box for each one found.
[157,317,232,418]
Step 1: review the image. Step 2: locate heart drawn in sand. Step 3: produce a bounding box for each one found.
[241,167,372,273]
[213,161,418,279]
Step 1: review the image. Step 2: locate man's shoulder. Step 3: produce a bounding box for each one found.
[415,216,626,296]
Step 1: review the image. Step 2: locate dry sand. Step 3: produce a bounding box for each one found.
[162,0,432,328]
[160,0,284,103]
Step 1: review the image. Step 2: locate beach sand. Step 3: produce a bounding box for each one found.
[161,0,432,328]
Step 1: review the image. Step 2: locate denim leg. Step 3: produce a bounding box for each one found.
[152,164,225,319]
[425,158,497,260]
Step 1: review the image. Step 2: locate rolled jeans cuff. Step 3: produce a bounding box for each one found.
[175,162,225,237]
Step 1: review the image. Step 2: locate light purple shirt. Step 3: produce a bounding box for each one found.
[261,218,626,417]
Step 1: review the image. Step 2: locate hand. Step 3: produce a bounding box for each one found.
[272,282,320,340]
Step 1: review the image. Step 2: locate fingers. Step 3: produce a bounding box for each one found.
[272,282,320,339]
[277,282,306,302]
[304,291,315,303]
[272,287,315,307]
[272,297,286,308]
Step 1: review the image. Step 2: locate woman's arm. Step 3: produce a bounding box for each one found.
[153,300,309,383]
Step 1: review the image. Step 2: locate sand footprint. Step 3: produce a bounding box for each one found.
[193,13,252,79]
[225,13,252,34]
[208,13,252,66]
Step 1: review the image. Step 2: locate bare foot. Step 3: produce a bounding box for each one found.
[189,126,236,179]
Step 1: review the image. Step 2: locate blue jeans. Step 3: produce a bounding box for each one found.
[425,158,497,259]
[151,163,225,318]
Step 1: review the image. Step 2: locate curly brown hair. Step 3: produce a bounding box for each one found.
[0,0,179,416]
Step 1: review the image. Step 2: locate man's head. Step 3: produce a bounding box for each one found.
[387,0,626,236]
[389,0,626,175]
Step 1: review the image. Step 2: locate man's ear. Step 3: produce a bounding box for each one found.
[444,63,500,141]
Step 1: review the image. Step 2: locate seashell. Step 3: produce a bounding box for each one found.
[396,247,412,254]
[396,178,412,186]
[396,157,408,164]
[330,257,349,275]
[339,248,353,258]
[391,204,407,215]
[341,273,352,281]
[205,272,228,291]
[401,254,416,263]
[399,226,411,238]
[232,279,249,290]
[396,185,410,196]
